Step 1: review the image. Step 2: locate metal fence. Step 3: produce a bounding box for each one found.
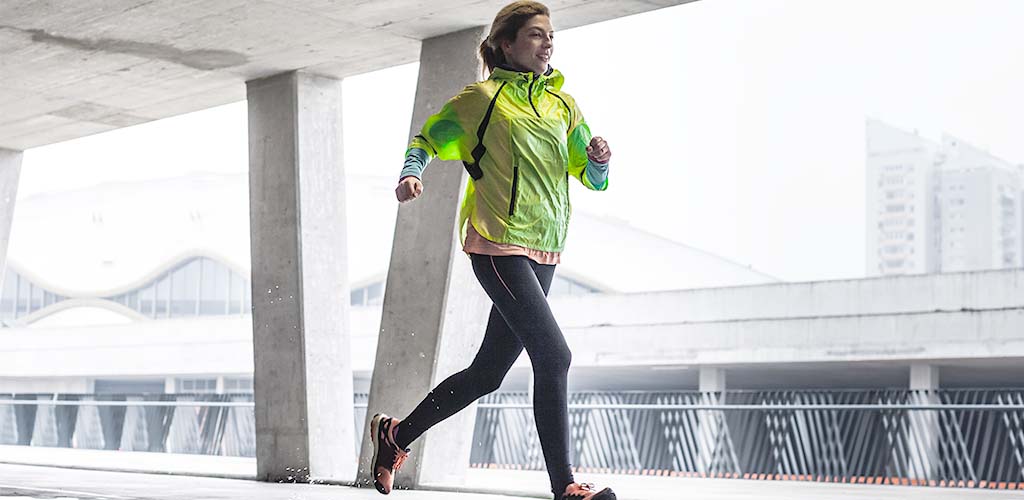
[1,389,1022,489]
[0,394,259,455]
[469,389,1024,489]
[0,393,372,457]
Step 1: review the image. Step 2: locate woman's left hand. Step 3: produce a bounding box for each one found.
[587,136,611,164]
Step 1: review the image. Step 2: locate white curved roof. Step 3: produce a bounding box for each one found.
[8,173,776,295]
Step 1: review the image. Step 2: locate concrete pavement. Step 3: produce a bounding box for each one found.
[0,462,1022,500]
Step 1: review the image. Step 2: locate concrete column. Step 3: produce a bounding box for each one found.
[697,367,726,474]
[909,363,939,391]
[907,363,940,480]
[699,367,726,393]
[358,26,491,489]
[0,149,22,294]
[247,71,355,483]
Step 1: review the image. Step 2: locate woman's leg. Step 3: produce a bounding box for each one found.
[467,254,573,497]
[394,303,523,449]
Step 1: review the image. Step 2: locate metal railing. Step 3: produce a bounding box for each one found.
[1,389,1022,489]
[0,393,372,457]
[469,389,1024,489]
[0,394,263,456]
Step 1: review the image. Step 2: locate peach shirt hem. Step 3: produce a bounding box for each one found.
[462,224,561,265]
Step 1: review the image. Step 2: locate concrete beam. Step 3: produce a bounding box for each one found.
[550,268,1024,327]
[246,71,355,483]
[566,309,1024,367]
[558,269,1024,367]
[358,26,491,489]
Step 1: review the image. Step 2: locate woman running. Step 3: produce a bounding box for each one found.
[371,2,614,499]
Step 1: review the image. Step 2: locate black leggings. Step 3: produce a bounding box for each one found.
[394,253,573,496]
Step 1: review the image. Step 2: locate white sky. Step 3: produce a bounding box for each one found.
[18,0,1024,282]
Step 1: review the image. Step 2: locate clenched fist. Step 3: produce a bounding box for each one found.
[586,136,611,164]
[395,176,424,203]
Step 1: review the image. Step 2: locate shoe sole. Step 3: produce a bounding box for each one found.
[593,488,616,500]
[564,487,616,500]
[369,413,389,495]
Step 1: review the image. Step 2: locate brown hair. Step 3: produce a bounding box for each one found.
[478,1,551,78]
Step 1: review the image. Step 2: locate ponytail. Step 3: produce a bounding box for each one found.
[478,37,510,79]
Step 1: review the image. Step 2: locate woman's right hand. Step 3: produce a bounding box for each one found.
[395,176,424,203]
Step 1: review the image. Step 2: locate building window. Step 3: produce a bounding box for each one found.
[548,275,601,296]
[199,258,229,315]
[107,257,250,319]
[0,268,68,326]
[223,377,253,393]
[177,378,217,393]
[351,281,386,307]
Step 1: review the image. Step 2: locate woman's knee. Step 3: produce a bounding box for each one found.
[465,362,508,395]
[559,347,573,372]
[538,345,572,374]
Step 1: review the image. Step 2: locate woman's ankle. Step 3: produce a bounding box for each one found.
[392,420,410,450]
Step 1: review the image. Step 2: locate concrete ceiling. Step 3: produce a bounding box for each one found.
[0,0,695,150]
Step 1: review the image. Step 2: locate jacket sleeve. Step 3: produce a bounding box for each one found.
[406,84,486,164]
[564,95,608,191]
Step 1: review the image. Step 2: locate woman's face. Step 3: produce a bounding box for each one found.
[502,15,554,75]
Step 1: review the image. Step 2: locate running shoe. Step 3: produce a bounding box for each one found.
[369,413,409,495]
[561,482,617,500]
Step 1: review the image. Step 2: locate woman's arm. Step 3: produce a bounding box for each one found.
[396,84,486,202]
[583,136,611,189]
[396,148,427,203]
[565,96,611,191]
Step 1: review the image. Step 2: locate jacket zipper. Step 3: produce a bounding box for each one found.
[509,160,520,217]
[527,74,541,118]
[545,89,571,131]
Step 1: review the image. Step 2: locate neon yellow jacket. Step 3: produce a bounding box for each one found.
[407,66,607,253]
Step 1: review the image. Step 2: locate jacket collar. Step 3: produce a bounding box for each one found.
[489,64,564,91]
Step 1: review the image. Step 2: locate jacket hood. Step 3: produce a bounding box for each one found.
[489,65,565,91]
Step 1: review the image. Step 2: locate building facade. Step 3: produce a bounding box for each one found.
[0,174,778,395]
[866,119,1022,276]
